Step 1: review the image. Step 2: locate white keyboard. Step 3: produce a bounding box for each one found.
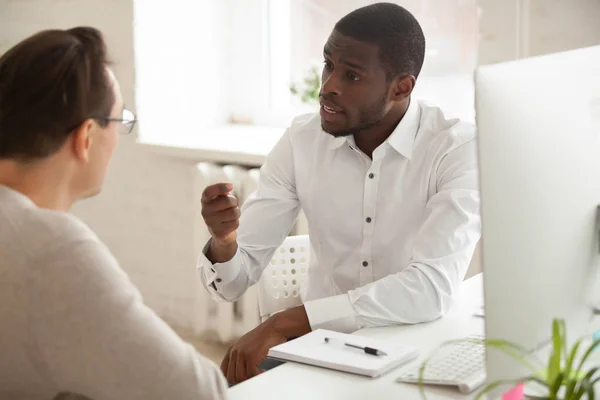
[395,335,486,394]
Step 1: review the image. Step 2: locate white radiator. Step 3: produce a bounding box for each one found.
[193,162,307,342]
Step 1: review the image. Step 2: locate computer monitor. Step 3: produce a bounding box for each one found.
[476,45,600,387]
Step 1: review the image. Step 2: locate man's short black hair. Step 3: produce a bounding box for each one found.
[334,2,426,80]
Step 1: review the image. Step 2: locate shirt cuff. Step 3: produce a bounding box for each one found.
[303,294,360,333]
[197,240,242,286]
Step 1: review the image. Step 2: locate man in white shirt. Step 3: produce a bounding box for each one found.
[198,3,481,384]
[0,27,227,399]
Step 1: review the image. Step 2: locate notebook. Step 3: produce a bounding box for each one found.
[266,329,419,378]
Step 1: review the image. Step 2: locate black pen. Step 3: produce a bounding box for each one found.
[324,337,388,356]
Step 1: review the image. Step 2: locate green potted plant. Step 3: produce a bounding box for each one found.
[290,65,321,105]
[418,319,600,399]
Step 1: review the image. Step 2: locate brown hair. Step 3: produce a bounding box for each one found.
[0,27,114,161]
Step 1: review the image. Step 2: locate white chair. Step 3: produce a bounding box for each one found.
[257,235,310,321]
[256,235,478,323]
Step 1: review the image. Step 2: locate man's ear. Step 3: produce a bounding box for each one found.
[390,74,416,102]
[71,119,95,162]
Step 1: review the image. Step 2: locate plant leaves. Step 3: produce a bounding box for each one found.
[417,337,544,400]
[570,368,599,400]
[565,377,580,399]
[573,377,595,400]
[563,339,583,399]
[548,372,564,398]
[586,375,600,399]
[564,339,582,382]
[582,369,599,385]
[289,66,321,104]
[559,319,568,367]
[591,375,600,387]
[417,319,600,400]
[576,338,600,376]
[483,338,543,373]
[547,319,562,385]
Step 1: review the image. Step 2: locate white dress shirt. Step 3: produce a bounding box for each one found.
[198,99,481,333]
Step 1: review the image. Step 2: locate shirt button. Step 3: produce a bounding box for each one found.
[366,217,372,223]
[368,173,375,179]
[362,261,369,267]
[216,278,222,283]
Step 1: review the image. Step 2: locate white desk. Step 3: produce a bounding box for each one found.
[229,274,485,400]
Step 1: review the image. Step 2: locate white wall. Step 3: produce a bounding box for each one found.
[528,0,600,57]
[1,0,598,332]
[479,0,600,64]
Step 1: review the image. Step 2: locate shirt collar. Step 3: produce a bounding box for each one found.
[0,184,36,207]
[326,99,421,159]
[386,98,420,159]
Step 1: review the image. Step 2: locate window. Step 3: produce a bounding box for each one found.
[256,0,479,126]
[134,0,233,143]
[135,0,478,144]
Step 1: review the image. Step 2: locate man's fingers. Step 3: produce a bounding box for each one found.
[201,195,238,214]
[235,353,248,383]
[220,348,231,377]
[206,207,240,224]
[246,358,261,378]
[202,183,233,203]
[213,220,240,235]
[227,351,238,384]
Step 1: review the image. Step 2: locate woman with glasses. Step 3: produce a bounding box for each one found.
[0,27,227,399]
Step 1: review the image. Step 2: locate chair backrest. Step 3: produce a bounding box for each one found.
[256,235,479,320]
[257,235,310,320]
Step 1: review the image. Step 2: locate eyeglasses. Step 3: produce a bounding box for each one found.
[65,107,138,135]
[101,107,137,135]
